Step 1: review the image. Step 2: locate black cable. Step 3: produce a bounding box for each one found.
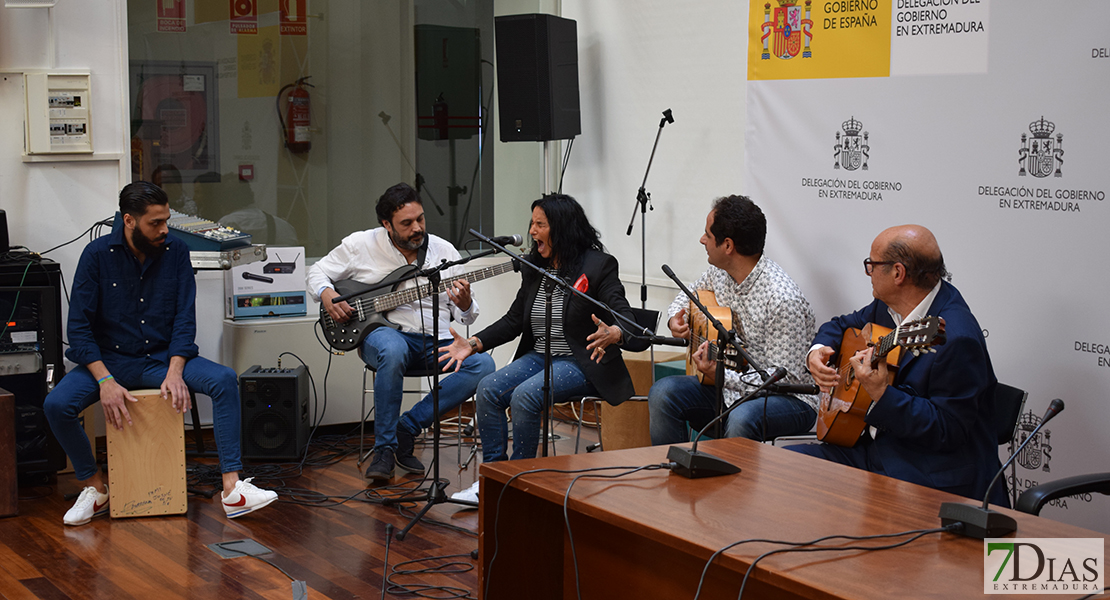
[485,464,674,600]
[1076,590,1107,600]
[563,464,668,600]
[735,525,959,599]
[558,137,575,194]
[39,217,113,256]
[385,553,476,599]
[692,525,959,600]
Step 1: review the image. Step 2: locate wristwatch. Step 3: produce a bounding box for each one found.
[468,337,479,351]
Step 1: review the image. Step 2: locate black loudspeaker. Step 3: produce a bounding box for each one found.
[240,365,309,461]
[495,13,580,142]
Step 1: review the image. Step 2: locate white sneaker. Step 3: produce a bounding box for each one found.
[222,477,278,519]
[451,480,480,504]
[64,486,110,526]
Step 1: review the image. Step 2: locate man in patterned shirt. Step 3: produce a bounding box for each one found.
[648,195,818,443]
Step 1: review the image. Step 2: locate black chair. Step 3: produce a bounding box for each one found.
[994,382,1029,507]
[1015,473,1110,516]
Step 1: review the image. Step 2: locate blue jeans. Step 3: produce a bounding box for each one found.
[362,327,495,450]
[43,356,243,480]
[475,352,598,462]
[648,375,816,444]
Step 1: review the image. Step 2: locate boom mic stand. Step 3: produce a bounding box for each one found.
[470,229,651,458]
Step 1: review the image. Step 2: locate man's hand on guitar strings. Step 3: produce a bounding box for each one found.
[692,340,716,376]
[848,347,889,401]
[445,278,473,312]
[807,346,839,392]
[321,288,352,323]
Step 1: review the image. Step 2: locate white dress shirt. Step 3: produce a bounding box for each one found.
[306,228,478,339]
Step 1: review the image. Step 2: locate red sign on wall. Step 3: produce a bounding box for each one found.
[280,0,308,36]
[157,0,186,34]
[230,0,258,35]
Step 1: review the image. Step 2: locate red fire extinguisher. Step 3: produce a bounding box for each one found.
[277,76,314,153]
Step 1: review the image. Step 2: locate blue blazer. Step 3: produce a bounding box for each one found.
[813,281,1006,505]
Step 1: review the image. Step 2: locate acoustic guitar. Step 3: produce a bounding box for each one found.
[686,290,746,385]
[319,261,516,352]
[816,316,946,447]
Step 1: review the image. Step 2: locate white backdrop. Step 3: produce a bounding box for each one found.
[747,0,1109,532]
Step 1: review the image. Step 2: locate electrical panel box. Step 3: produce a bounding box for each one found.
[24,72,93,154]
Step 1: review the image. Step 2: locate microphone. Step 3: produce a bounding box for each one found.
[242,272,274,284]
[650,336,688,348]
[480,233,524,247]
[667,367,788,479]
[660,108,674,127]
[661,263,678,282]
[768,382,820,395]
[939,398,1064,538]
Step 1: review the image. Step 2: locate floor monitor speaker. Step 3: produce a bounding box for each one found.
[240,365,309,461]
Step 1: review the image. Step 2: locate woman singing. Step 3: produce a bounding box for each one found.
[440,194,646,484]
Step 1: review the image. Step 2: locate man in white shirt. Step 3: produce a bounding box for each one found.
[306,183,495,481]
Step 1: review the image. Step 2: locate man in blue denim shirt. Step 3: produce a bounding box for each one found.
[44,181,277,526]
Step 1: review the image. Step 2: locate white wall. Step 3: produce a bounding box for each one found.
[562,1,749,303]
[0,2,130,293]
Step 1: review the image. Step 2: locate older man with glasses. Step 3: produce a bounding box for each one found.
[787,224,1007,506]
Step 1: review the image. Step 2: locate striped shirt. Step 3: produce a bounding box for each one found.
[530,274,573,356]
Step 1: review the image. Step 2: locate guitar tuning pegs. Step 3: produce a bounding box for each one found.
[929,347,937,353]
[912,349,921,356]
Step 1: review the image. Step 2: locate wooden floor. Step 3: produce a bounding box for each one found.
[0,410,598,600]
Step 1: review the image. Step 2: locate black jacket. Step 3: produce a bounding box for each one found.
[474,250,647,405]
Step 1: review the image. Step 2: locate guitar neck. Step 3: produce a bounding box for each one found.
[373,261,515,313]
[870,327,900,365]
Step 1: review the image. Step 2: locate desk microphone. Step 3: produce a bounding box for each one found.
[939,398,1064,538]
[667,366,788,479]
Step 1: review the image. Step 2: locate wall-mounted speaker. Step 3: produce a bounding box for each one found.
[495,13,580,142]
[240,365,309,461]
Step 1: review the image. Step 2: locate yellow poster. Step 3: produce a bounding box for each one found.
[747,0,891,80]
[237,25,281,98]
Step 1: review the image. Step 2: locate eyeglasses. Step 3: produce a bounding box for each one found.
[863,258,898,275]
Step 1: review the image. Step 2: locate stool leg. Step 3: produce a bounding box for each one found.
[189,391,205,454]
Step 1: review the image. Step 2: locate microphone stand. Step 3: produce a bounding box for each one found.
[939,399,1065,539]
[361,249,499,540]
[470,229,649,458]
[625,109,674,310]
[667,367,789,479]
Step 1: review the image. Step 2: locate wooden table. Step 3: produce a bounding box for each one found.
[477,438,1109,599]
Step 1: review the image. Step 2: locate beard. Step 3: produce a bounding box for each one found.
[390,228,424,252]
[131,226,168,259]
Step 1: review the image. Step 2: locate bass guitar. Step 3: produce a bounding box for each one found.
[816,316,946,447]
[320,261,516,352]
[686,290,747,385]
